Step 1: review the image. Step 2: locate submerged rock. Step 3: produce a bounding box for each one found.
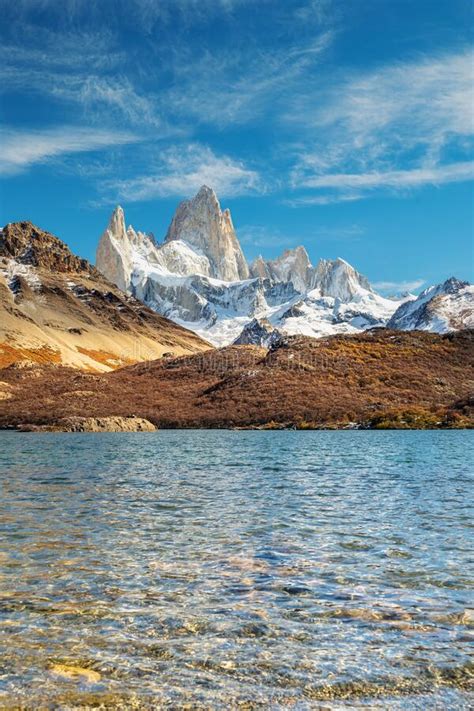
[49,662,101,683]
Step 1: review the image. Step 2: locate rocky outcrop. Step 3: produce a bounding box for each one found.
[233,318,284,347]
[0,222,95,275]
[250,255,271,280]
[96,206,134,292]
[165,186,249,281]
[19,416,156,432]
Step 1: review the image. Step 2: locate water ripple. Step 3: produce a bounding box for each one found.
[0,430,472,708]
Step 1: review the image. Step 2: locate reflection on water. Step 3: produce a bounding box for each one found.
[0,430,472,709]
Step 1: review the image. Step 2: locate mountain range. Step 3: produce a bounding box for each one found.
[96,186,474,346]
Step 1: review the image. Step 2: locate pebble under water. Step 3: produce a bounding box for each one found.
[0,430,472,709]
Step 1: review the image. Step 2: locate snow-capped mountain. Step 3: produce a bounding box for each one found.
[387,278,474,332]
[250,246,312,293]
[95,186,472,346]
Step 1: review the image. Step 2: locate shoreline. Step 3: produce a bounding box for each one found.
[1,422,472,433]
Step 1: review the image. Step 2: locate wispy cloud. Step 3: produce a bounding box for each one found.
[285,193,363,206]
[0,23,167,130]
[0,0,328,31]
[0,127,138,175]
[0,0,336,188]
[301,162,474,191]
[1,64,166,130]
[55,76,167,129]
[294,0,332,23]
[163,31,334,128]
[289,48,474,202]
[373,279,426,294]
[237,225,292,249]
[102,144,263,202]
[310,223,365,240]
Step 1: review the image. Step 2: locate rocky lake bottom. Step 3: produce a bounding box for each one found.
[0,430,472,709]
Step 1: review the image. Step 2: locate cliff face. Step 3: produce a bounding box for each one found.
[95,206,134,292]
[165,185,250,281]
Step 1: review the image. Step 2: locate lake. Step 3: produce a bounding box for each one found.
[0,430,472,709]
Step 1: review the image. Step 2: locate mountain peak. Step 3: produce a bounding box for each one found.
[164,187,249,281]
[312,258,372,300]
[388,276,473,332]
[195,185,217,201]
[96,205,134,291]
[265,246,312,292]
[107,205,127,240]
[441,277,470,293]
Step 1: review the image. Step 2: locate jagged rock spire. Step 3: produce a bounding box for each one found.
[96,205,134,292]
[165,186,250,281]
[103,206,128,243]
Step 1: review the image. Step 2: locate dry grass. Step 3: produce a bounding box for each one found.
[75,347,136,369]
[0,330,472,429]
[0,342,62,368]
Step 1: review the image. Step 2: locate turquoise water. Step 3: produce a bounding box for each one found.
[0,430,472,709]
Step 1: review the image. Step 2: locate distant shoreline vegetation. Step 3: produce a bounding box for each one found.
[1,330,472,431]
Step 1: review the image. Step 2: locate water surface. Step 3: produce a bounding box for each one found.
[0,431,472,708]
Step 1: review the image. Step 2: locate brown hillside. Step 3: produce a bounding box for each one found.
[0,330,472,429]
[0,221,210,371]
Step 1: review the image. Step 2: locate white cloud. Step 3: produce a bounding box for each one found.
[58,76,166,129]
[289,48,474,202]
[285,193,363,206]
[292,48,474,154]
[103,144,263,201]
[294,0,332,23]
[373,279,426,294]
[0,28,122,71]
[0,127,138,175]
[301,163,474,191]
[1,62,166,130]
[311,223,365,240]
[0,24,166,130]
[237,225,291,249]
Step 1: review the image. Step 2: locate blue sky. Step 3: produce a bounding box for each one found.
[0,0,473,292]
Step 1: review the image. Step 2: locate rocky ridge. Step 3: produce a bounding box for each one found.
[1,222,95,274]
[19,416,156,432]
